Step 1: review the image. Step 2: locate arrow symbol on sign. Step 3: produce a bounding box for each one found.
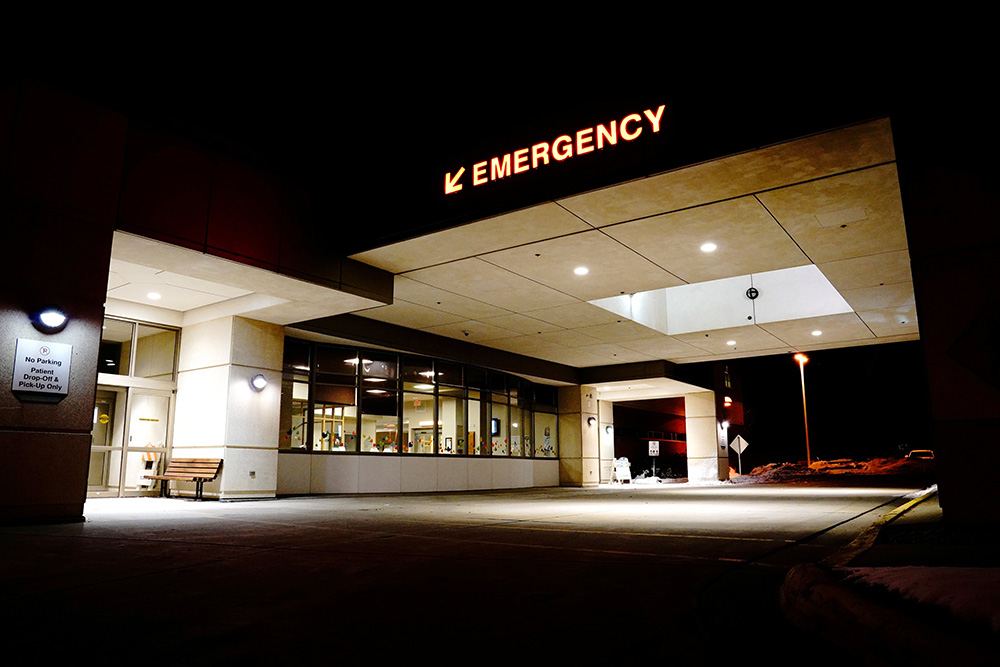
[444,167,465,194]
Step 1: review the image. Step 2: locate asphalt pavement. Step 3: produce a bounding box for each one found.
[2,481,996,665]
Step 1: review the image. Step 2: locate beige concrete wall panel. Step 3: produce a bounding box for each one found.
[401,456,439,493]
[359,456,402,494]
[686,417,721,459]
[604,198,810,284]
[405,258,577,312]
[685,391,717,419]
[420,319,523,343]
[559,457,583,486]
[758,313,874,348]
[309,454,358,494]
[839,282,916,311]
[226,364,281,449]
[468,458,493,490]
[177,317,233,372]
[674,327,787,355]
[481,231,684,300]
[557,414,582,458]
[558,386,582,413]
[392,276,512,320]
[479,313,564,335]
[173,366,229,448]
[757,164,907,264]
[217,447,277,499]
[533,459,560,487]
[437,457,470,491]
[817,250,913,292]
[231,317,283,370]
[357,300,467,329]
[855,308,919,337]
[350,203,592,273]
[276,452,311,495]
[559,119,894,227]
[688,457,721,483]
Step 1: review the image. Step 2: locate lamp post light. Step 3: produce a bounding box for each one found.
[794,353,811,466]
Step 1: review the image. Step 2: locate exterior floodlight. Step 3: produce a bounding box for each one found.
[251,374,268,391]
[723,396,733,407]
[31,307,68,334]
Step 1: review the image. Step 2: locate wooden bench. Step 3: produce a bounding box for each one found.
[145,458,223,500]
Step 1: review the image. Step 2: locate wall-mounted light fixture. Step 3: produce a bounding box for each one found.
[605,425,613,435]
[31,306,68,334]
[587,416,597,426]
[250,374,268,391]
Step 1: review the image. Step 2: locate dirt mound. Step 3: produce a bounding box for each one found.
[729,457,934,484]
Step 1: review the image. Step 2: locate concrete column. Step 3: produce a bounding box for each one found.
[598,400,615,483]
[557,385,599,487]
[172,316,282,499]
[685,391,728,482]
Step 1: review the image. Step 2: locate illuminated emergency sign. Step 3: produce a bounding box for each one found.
[444,104,665,195]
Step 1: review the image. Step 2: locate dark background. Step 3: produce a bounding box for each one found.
[8,49,937,469]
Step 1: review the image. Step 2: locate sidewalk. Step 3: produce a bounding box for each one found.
[781,486,1000,665]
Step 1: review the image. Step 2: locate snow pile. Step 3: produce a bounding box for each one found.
[846,566,1000,633]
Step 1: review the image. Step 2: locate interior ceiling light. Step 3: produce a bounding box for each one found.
[413,383,435,390]
[574,266,589,275]
[812,330,822,336]
[146,292,161,300]
[700,242,717,253]
[726,340,736,346]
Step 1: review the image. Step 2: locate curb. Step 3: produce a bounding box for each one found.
[779,487,992,666]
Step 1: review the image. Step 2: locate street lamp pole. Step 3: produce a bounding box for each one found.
[794,353,811,466]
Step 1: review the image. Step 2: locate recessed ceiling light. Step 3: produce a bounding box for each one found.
[574,266,589,275]
[700,242,717,253]
[812,330,822,336]
[726,340,736,346]
[146,292,161,300]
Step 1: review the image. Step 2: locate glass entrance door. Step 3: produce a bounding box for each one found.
[122,390,171,497]
[88,387,127,496]
[88,387,171,497]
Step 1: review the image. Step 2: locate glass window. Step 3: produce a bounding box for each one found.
[491,395,508,456]
[438,386,465,455]
[436,360,462,387]
[402,391,435,454]
[317,347,359,384]
[314,385,358,451]
[283,338,311,374]
[402,357,436,391]
[361,389,398,453]
[510,399,524,457]
[100,318,134,376]
[535,411,558,458]
[468,390,486,456]
[280,380,310,450]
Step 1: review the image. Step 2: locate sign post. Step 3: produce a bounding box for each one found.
[730,435,750,475]
[649,440,659,478]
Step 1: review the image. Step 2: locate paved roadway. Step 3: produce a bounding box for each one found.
[1,482,925,664]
